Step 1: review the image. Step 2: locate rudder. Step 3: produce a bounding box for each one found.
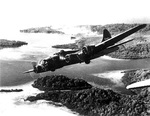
[102,29,111,42]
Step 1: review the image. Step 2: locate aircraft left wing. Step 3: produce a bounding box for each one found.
[126,79,150,89]
[54,49,79,56]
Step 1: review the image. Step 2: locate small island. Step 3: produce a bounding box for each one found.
[20,26,65,34]
[0,89,23,92]
[32,75,92,91]
[0,39,28,49]
[26,75,149,116]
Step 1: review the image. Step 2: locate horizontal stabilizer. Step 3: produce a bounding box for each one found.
[126,79,150,89]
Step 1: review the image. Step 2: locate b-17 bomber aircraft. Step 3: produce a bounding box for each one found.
[24,24,147,74]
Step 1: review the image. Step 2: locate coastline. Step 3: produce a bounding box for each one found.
[0,82,77,116]
[92,70,125,85]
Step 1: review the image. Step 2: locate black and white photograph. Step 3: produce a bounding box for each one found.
[0,0,150,116]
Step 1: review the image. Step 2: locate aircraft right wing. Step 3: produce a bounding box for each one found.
[96,24,147,48]
[126,79,150,89]
[100,38,135,55]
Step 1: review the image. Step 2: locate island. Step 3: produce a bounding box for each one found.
[20,26,65,34]
[0,89,23,92]
[0,39,28,49]
[26,75,149,116]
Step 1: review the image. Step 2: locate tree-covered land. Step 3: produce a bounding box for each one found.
[0,39,28,49]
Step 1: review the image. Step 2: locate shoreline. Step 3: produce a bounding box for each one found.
[0,82,77,116]
[93,70,125,84]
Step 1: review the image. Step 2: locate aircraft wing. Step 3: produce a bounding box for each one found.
[107,38,135,49]
[126,79,150,89]
[54,49,79,56]
[98,38,135,55]
[95,24,146,49]
[63,50,79,54]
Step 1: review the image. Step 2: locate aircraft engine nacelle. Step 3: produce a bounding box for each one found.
[82,45,95,64]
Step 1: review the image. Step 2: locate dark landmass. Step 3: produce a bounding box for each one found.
[32,75,92,91]
[0,39,28,49]
[108,43,150,59]
[20,27,65,34]
[0,89,23,92]
[26,75,149,116]
[122,69,150,114]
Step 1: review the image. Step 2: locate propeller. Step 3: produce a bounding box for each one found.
[23,61,42,79]
[23,62,37,74]
[23,69,34,74]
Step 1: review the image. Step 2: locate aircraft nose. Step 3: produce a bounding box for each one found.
[36,65,42,73]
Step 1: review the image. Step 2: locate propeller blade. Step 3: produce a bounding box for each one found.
[23,69,34,74]
[32,62,37,67]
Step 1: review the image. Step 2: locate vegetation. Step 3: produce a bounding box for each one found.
[0,39,28,49]
[32,75,92,91]
[26,75,149,116]
[108,43,150,59]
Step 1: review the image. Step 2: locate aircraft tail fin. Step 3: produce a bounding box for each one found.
[102,29,111,42]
